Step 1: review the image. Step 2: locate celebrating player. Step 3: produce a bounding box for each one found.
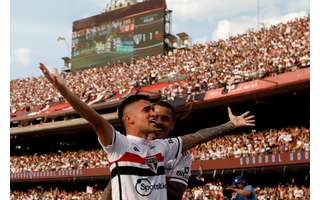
[103,100,192,200]
[40,63,255,200]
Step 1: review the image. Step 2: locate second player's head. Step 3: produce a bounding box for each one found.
[147,100,175,140]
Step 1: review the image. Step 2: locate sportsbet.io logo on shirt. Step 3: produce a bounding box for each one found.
[175,167,190,179]
[135,178,167,196]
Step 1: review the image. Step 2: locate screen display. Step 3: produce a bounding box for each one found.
[71,10,165,71]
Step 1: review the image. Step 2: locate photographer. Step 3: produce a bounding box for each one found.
[226,176,257,200]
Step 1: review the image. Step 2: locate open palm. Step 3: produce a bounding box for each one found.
[39,63,65,87]
[228,107,255,127]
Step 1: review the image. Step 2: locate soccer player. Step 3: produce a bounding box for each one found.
[40,63,254,200]
[102,100,192,200]
[148,101,192,199]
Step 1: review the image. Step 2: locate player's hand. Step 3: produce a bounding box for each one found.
[228,107,255,127]
[39,63,64,87]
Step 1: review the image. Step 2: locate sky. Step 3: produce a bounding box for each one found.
[11,0,309,80]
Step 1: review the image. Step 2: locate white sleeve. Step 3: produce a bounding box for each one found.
[160,137,183,162]
[98,128,129,162]
[167,153,192,186]
[164,159,175,176]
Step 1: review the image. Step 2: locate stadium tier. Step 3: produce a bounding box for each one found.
[10,183,310,199]
[11,126,309,174]
[10,16,309,120]
[183,183,310,200]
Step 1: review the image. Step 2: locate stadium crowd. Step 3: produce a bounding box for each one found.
[10,16,309,113]
[10,126,309,173]
[190,126,309,161]
[182,182,310,200]
[10,187,103,200]
[10,183,309,199]
[10,149,108,173]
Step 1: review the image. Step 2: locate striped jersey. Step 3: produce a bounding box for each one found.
[165,152,192,186]
[100,129,183,200]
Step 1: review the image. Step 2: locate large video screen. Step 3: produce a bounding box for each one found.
[71,10,165,71]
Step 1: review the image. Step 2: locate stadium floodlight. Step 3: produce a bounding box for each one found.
[57,36,70,57]
[57,36,66,42]
[57,36,71,71]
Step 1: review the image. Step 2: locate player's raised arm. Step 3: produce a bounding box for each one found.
[181,107,255,152]
[39,63,113,146]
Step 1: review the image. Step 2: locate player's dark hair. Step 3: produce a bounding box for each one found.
[117,94,151,120]
[154,100,175,118]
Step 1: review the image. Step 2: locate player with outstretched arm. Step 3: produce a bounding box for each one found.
[40,63,255,200]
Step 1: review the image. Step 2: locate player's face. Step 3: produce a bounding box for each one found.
[129,100,162,134]
[147,105,174,140]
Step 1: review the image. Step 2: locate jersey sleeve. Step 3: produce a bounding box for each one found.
[160,137,183,162]
[164,160,174,176]
[98,127,129,161]
[167,153,192,186]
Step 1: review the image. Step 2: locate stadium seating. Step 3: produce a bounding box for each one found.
[10,126,309,173]
[10,17,309,116]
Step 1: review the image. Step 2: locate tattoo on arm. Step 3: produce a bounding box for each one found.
[167,181,187,200]
[181,121,236,152]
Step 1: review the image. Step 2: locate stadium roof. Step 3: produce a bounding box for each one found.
[166,33,178,41]
[176,32,189,39]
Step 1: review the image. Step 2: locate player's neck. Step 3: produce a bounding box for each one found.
[126,128,148,139]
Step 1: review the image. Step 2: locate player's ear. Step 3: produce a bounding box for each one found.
[124,113,134,125]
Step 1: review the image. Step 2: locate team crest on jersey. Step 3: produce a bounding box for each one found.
[145,156,158,173]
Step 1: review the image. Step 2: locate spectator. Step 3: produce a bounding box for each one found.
[226,176,257,200]
[10,17,310,114]
[10,126,309,173]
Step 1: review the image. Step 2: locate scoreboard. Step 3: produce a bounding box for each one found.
[71,0,166,71]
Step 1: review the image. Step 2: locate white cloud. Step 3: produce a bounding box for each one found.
[212,16,256,40]
[13,48,30,66]
[263,11,307,25]
[212,11,307,40]
[259,0,283,19]
[166,0,308,23]
[287,0,309,13]
[166,0,257,21]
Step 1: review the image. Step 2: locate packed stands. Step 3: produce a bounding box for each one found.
[190,126,309,161]
[10,126,309,173]
[10,183,310,200]
[10,149,108,173]
[10,187,103,200]
[10,16,309,114]
[182,182,310,200]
